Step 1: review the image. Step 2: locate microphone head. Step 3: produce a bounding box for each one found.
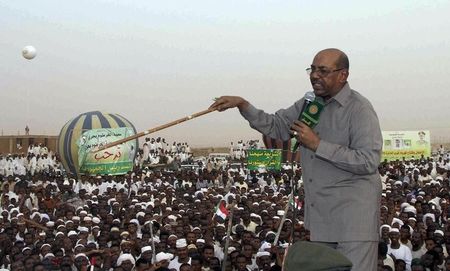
[304,91,315,102]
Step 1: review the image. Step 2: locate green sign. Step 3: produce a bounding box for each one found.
[77,128,136,175]
[382,130,431,161]
[247,149,282,171]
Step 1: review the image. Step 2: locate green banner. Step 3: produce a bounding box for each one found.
[382,130,431,161]
[247,149,282,171]
[77,128,136,175]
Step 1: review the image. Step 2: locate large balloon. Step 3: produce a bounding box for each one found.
[22,45,37,60]
[262,134,300,163]
[57,111,137,175]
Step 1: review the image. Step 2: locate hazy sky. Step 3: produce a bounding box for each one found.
[1,1,449,147]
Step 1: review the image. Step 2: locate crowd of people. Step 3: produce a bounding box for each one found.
[229,140,263,160]
[135,138,193,168]
[0,139,450,271]
[0,144,61,177]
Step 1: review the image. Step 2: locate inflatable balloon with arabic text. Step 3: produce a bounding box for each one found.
[57,111,138,176]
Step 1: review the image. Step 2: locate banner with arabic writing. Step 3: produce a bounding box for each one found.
[247,149,282,171]
[77,128,136,175]
[382,130,431,161]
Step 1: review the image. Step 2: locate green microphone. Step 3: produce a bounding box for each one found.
[300,99,324,128]
[292,93,324,152]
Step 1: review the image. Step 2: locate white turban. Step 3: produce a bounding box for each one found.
[116,253,135,266]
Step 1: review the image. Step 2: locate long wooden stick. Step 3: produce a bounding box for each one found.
[222,203,235,271]
[149,221,156,264]
[93,108,216,152]
[23,218,48,231]
[273,196,292,246]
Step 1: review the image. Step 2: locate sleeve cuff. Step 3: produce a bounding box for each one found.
[239,103,260,122]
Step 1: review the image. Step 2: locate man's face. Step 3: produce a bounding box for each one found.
[203,248,214,262]
[191,259,202,271]
[425,239,436,251]
[120,260,134,271]
[242,244,253,258]
[236,256,247,271]
[257,256,272,271]
[411,232,422,246]
[186,232,196,244]
[309,51,347,100]
[389,232,400,244]
[177,247,188,260]
[400,228,410,240]
[11,261,25,271]
[207,258,218,270]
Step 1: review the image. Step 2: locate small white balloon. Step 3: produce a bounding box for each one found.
[22,45,37,60]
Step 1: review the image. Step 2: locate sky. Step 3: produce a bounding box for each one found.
[1,0,449,147]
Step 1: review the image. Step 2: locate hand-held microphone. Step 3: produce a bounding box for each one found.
[299,91,316,119]
[292,91,316,151]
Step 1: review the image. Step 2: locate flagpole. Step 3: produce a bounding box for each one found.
[149,220,156,264]
[290,173,300,245]
[273,195,292,246]
[222,203,235,271]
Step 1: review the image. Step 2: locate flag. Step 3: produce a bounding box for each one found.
[290,196,302,210]
[214,201,229,220]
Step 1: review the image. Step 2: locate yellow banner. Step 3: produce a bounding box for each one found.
[382,130,431,161]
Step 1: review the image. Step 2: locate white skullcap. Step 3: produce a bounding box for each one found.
[423,213,436,223]
[434,230,444,236]
[256,251,271,258]
[74,253,88,260]
[277,210,285,216]
[167,215,177,221]
[78,227,89,233]
[404,206,417,215]
[176,238,188,248]
[196,239,205,243]
[117,253,136,266]
[136,212,145,218]
[400,202,410,210]
[44,253,55,259]
[30,212,41,220]
[391,218,404,226]
[129,219,139,225]
[40,244,51,250]
[92,217,100,224]
[389,228,400,233]
[155,252,174,262]
[74,244,85,249]
[259,242,271,252]
[141,246,152,253]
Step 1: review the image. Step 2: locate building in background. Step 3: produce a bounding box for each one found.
[0,135,58,154]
